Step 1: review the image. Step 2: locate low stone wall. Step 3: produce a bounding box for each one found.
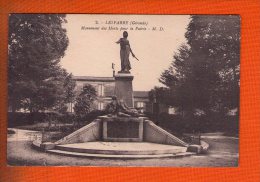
[143,120,188,147]
[55,119,102,145]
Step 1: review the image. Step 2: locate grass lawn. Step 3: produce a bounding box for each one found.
[15,122,74,131]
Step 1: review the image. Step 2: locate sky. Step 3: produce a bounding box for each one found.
[61,14,190,91]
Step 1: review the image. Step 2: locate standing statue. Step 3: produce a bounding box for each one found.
[116,31,139,73]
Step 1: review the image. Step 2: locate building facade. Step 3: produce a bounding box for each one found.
[68,76,152,113]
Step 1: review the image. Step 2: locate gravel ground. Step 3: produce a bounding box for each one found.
[7,129,238,167]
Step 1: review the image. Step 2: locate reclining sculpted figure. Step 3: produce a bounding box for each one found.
[105,96,141,117]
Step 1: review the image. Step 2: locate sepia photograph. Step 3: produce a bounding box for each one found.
[7,14,240,166]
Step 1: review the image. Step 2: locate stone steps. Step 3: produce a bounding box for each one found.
[55,142,187,155]
[47,149,195,159]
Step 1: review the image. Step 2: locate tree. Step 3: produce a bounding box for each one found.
[160,15,240,117]
[185,15,240,115]
[74,84,97,122]
[63,73,76,104]
[149,87,176,106]
[8,14,69,112]
[52,73,76,114]
[159,44,195,115]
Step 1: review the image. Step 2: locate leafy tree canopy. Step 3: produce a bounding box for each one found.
[159,15,240,116]
[74,84,97,119]
[8,14,70,112]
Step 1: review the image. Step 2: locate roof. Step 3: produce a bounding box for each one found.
[73,76,115,82]
[133,91,149,98]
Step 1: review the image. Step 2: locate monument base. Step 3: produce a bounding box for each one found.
[53,115,189,146]
[32,115,209,158]
[114,73,134,108]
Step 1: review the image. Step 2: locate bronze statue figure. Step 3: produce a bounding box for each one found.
[116,31,139,73]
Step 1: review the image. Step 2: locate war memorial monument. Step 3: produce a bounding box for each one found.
[32,31,208,159]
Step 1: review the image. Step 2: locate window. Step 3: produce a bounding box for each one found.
[97,84,104,96]
[137,102,145,113]
[76,82,84,91]
[75,85,83,92]
[137,102,144,108]
[68,103,74,113]
[168,107,176,115]
[98,102,104,110]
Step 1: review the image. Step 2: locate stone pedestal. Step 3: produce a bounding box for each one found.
[115,73,134,107]
[101,116,145,142]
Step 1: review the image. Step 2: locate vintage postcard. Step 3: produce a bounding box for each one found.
[1,0,260,181]
[7,14,240,167]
